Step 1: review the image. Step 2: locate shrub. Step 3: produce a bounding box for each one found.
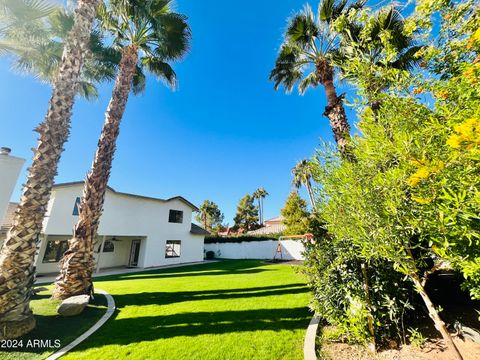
[204,234,281,244]
[205,251,215,260]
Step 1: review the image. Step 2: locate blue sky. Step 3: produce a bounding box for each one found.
[0,0,358,225]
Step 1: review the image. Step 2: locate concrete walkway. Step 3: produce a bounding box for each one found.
[36,260,218,284]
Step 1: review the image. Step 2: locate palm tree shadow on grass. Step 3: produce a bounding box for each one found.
[94,260,278,282]
[110,283,309,307]
[72,306,312,351]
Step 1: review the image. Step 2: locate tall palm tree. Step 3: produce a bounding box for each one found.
[270,0,365,159]
[253,188,269,224]
[3,8,119,99]
[292,160,316,210]
[336,6,423,106]
[52,0,191,299]
[0,0,100,339]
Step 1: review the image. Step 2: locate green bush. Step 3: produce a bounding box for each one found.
[303,0,480,352]
[205,251,215,260]
[204,234,282,244]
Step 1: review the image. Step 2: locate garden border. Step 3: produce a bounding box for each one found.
[304,314,320,360]
[46,289,115,360]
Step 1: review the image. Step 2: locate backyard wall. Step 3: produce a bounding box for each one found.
[204,240,305,260]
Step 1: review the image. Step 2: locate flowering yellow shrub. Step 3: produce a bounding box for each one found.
[447,117,480,150]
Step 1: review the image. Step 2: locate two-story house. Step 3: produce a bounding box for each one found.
[1,179,208,275]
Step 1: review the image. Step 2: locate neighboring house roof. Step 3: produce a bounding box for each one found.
[53,181,199,211]
[247,223,286,235]
[1,202,18,233]
[190,223,210,235]
[264,216,284,225]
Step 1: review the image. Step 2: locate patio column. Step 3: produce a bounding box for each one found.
[96,235,107,273]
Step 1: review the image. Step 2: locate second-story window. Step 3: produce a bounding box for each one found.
[72,197,81,216]
[168,210,183,224]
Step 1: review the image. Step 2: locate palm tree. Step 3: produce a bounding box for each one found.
[253,188,269,225]
[52,0,191,299]
[336,6,423,107]
[270,0,365,159]
[3,8,119,99]
[0,0,101,339]
[292,160,316,210]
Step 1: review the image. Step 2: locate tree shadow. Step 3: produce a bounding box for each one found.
[111,283,308,307]
[72,306,312,351]
[94,260,275,282]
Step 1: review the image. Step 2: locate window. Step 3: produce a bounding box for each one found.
[72,197,81,216]
[165,240,181,258]
[102,240,115,253]
[43,240,69,263]
[168,210,183,224]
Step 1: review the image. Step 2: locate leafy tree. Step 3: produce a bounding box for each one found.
[281,191,310,236]
[53,0,191,299]
[308,2,480,358]
[233,194,259,232]
[292,159,316,209]
[334,5,423,104]
[253,187,268,224]
[195,200,224,233]
[0,0,100,339]
[270,0,365,158]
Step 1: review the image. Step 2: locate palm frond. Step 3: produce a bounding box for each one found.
[286,5,319,48]
[270,43,304,93]
[299,71,319,95]
[132,64,146,94]
[142,56,176,89]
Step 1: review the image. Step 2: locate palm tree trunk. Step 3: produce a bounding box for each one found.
[52,45,138,300]
[305,180,316,210]
[322,79,351,159]
[0,0,99,339]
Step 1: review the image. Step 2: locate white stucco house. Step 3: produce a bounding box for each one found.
[0,148,209,276]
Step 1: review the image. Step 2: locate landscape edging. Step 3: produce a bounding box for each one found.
[46,289,115,360]
[304,314,320,360]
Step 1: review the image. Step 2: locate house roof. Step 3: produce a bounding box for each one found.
[247,223,286,235]
[1,202,18,233]
[265,216,284,224]
[53,181,199,211]
[190,223,210,235]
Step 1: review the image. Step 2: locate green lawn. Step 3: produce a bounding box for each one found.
[0,291,107,360]
[1,260,311,360]
[64,260,311,360]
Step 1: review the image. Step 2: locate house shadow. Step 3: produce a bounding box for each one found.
[71,306,312,352]
[110,283,308,307]
[95,260,275,282]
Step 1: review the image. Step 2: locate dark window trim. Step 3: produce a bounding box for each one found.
[73,197,81,216]
[102,240,115,253]
[42,239,69,263]
[168,209,184,224]
[165,240,181,258]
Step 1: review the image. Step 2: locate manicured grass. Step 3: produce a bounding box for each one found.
[0,290,107,360]
[62,260,311,360]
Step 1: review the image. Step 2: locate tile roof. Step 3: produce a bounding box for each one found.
[247,223,286,235]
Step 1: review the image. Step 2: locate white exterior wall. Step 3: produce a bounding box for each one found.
[35,183,204,274]
[0,152,24,223]
[204,240,305,260]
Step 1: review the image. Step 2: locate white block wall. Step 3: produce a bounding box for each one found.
[204,240,305,260]
[0,152,24,223]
